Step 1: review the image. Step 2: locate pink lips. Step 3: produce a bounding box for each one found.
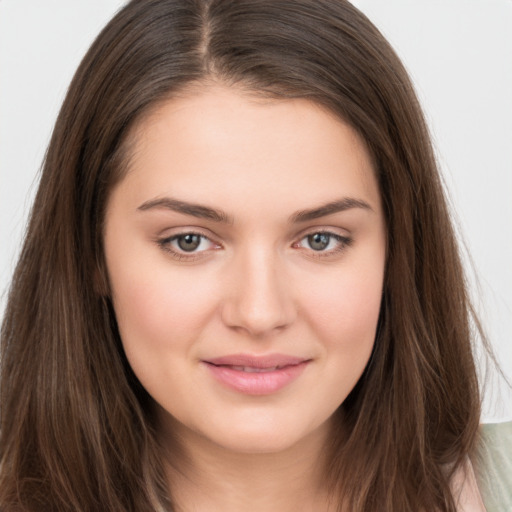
[202,354,310,395]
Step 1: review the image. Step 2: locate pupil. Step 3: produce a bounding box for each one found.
[308,233,330,251]
[178,234,201,252]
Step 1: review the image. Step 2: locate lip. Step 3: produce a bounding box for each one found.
[202,353,311,395]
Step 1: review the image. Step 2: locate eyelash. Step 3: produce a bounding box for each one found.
[156,230,353,261]
[157,231,219,261]
[293,232,353,259]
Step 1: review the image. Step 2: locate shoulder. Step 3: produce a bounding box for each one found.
[474,421,512,512]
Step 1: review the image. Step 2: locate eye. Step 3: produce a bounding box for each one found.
[305,233,332,251]
[174,233,206,252]
[294,231,352,255]
[157,232,220,259]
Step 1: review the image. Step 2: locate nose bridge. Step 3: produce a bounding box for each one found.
[221,242,295,335]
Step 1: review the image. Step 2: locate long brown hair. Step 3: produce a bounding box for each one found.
[0,1,482,510]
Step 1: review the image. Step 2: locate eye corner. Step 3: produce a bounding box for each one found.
[292,230,353,258]
[155,230,223,262]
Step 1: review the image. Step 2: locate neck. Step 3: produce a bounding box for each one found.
[160,418,337,512]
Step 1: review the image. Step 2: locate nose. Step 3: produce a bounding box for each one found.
[220,246,296,337]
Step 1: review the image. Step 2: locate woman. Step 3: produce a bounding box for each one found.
[0,1,509,510]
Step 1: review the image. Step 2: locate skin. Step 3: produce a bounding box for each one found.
[104,84,387,511]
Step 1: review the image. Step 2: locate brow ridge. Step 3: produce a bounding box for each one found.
[289,197,373,223]
[137,197,231,223]
[137,196,372,224]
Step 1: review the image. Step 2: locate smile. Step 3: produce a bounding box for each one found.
[225,366,281,373]
[202,354,311,395]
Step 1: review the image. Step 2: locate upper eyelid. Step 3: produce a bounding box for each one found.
[164,232,218,247]
[157,232,219,260]
[156,232,351,265]
[157,226,351,247]
[294,226,351,240]
[295,231,350,246]
[158,227,349,241]
[294,232,353,258]
[158,228,221,245]
[157,224,217,237]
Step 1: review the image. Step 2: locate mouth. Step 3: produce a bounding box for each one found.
[202,354,311,395]
[214,365,285,373]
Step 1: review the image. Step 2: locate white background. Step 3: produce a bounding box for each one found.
[1,0,510,420]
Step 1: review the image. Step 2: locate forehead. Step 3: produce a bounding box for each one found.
[114,85,381,217]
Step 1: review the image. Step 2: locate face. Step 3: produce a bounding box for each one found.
[104,85,386,456]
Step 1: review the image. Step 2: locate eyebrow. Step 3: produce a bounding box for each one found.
[289,197,373,223]
[137,196,373,224]
[137,197,232,223]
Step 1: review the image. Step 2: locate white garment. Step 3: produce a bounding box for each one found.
[451,459,487,512]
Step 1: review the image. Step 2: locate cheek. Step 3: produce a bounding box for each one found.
[107,256,219,354]
[300,257,384,367]
[107,262,222,410]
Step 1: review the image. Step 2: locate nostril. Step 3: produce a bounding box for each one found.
[219,255,296,335]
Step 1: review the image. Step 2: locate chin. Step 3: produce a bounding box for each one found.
[214,430,301,455]
[197,413,331,457]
